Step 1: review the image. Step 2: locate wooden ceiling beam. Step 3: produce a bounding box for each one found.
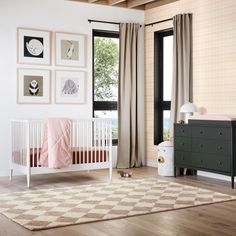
[88,0,99,3]
[127,0,156,8]
[145,0,178,10]
[66,0,178,10]
[108,0,126,6]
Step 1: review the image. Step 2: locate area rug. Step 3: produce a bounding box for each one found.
[0,178,235,231]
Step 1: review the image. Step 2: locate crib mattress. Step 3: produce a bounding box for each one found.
[13,148,108,167]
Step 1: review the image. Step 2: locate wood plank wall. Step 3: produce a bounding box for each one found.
[144,0,236,164]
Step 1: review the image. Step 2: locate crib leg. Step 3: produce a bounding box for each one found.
[109,167,112,181]
[9,168,13,181]
[27,170,31,189]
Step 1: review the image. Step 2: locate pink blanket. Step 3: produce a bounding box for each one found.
[40,118,72,169]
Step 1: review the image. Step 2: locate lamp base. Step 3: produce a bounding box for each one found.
[184,113,193,124]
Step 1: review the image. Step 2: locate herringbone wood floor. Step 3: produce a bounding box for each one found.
[0,167,236,236]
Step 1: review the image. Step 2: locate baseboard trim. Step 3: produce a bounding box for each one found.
[145,163,231,182]
[146,161,158,168]
[197,171,231,182]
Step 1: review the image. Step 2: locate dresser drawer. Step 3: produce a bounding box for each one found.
[174,151,191,166]
[174,125,191,137]
[192,127,231,140]
[175,137,191,151]
[192,153,231,172]
[192,139,231,155]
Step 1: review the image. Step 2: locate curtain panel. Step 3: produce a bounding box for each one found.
[117,23,145,168]
[170,13,193,135]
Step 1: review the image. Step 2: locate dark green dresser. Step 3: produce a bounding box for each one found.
[174,119,236,188]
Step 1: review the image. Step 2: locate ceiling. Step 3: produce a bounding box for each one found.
[68,0,178,10]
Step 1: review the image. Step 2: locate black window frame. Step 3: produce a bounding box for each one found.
[154,29,173,145]
[92,29,119,145]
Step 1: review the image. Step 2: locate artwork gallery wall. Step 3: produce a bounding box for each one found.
[0,0,144,176]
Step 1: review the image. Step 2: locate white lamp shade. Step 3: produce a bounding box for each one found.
[180,102,198,113]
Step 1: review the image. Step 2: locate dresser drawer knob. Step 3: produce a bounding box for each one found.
[199,131,203,134]
[218,131,223,136]
[218,146,223,150]
[181,129,185,133]
[199,144,203,148]
[219,161,222,165]
[181,142,185,146]
[200,160,203,163]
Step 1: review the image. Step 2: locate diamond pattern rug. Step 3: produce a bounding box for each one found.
[0,178,235,231]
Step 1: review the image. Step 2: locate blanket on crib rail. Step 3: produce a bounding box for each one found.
[40,118,72,169]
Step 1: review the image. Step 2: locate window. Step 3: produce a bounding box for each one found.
[92,30,119,145]
[154,29,173,145]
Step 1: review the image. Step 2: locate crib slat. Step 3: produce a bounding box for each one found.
[105,120,108,163]
[98,120,101,163]
[23,123,25,165]
[94,121,97,163]
[78,121,81,165]
[76,121,78,164]
[20,124,23,166]
[18,124,20,165]
[20,123,22,165]
[102,120,105,163]
[83,121,85,164]
[90,120,92,164]
[74,121,76,164]
[36,122,39,168]
[86,121,88,163]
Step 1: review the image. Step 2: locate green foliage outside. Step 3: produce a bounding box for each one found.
[163,128,170,141]
[112,126,118,140]
[94,37,119,101]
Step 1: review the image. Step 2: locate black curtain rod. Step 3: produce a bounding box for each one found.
[88,19,142,27]
[145,17,173,27]
[88,19,120,26]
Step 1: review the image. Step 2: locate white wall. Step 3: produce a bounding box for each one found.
[0,0,144,176]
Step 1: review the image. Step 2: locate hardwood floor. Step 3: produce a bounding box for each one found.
[0,167,236,236]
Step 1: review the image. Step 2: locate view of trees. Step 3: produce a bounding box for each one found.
[94,37,119,101]
[93,36,119,141]
[163,128,170,141]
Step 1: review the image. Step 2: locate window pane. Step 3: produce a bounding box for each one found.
[94,37,119,102]
[163,35,173,101]
[94,110,118,140]
[163,110,171,141]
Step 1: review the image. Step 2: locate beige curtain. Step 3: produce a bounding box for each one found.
[170,14,192,135]
[117,23,145,168]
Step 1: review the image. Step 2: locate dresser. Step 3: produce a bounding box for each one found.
[174,119,236,188]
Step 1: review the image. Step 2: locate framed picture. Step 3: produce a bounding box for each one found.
[55,70,86,104]
[17,28,51,65]
[17,68,51,104]
[55,32,86,67]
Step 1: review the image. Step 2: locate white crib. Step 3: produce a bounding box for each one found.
[10,118,113,188]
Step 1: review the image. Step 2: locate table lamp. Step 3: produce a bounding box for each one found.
[180,102,198,123]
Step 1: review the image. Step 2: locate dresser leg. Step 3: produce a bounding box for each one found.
[174,167,176,177]
[232,175,234,189]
